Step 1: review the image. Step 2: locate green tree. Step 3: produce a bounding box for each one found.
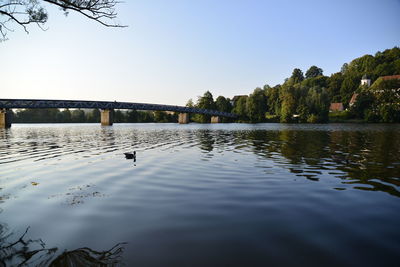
[306,86,330,122]
[290,68,304,84]
[347,54,376,76]
[154,111,169,122]
[374,62,396,77]
[61,109,72,123]
[340,75,359,105]
[87,109,100,123]
[186,99,194,107]
[341,63,349,74]
[114,110,125,123]
[215,96,231,112]
[137,111,155,122]
[71,109,85,123]
[305,66,323,79]
[327,72,344,102]
[301,76,328,88]
[367,78,400,122]
[215,96,232,122]
[246,88,267,122]
[196,91,216,123]
[126,110,139,123]
[14,108,60,123]
[280,85,296,122]
[232,96,248,121]
[264,85,281,116]
[197,91,215,110]
[349,91,374,120]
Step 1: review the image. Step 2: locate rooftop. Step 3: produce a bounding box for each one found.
[349,93,359,106]
[381,74,400,80]
[329,103,344,112]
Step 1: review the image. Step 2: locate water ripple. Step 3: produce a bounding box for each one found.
[0,123,399,266]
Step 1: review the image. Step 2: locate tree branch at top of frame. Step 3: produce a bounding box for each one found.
[0,0,126,41]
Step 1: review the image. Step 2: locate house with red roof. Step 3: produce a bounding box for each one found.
[349,93,359,107]
[329,103,344,112]
[381,74,400,81]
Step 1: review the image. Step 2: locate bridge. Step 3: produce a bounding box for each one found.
[0,99,237,128]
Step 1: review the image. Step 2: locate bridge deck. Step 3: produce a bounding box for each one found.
[0,99,237,118]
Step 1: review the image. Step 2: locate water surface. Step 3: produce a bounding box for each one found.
[1,123,399,266]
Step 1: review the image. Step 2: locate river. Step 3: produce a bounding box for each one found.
[1,123,399,266]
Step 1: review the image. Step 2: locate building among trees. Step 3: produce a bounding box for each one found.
[361,74,371,87]
[329,103,344,112]
[349,93,359,108]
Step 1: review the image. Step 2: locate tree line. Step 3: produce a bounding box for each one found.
[187,46,400,123]
[12,109,178,123]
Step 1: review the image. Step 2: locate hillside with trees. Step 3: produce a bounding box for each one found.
[187,47,400,123]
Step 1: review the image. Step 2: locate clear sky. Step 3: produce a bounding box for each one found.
[1,0,399,105]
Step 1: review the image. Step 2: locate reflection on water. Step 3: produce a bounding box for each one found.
[0,225,57,266]
[0,224,125,266]
[0,123,399,266]
[241,128,400,197]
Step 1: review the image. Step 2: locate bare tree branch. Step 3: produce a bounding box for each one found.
[0,0,126,41]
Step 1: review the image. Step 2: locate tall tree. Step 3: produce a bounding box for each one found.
[264,85,281,115]
[232,96,248,121]
[340,75,359,105]
[246,88,267,122]
[290,68,304,84]
[197,91,215,110]
[305,65,323,79]
[215,96,232,122]
[215,96,232,113]
[306,86,330,122]
[340,63,349,74]
[327,72,344,102]
[186,99,194,108]
[196,91,215,123]
[280,85,296,122]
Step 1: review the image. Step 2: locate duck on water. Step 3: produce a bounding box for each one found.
[124,151,136,159]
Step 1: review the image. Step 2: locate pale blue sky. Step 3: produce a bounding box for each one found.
[1,0,399,105]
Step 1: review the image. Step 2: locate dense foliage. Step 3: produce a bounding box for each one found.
[188,47,400,123]
[12,109,178,123]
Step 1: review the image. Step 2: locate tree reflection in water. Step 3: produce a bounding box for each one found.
[0,224,125,266]
[240,129,400,197]
[192,127,399,197]
[50,243,125,267]
[197,130,215,152]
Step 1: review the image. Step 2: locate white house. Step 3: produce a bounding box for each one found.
[361,74,371,87]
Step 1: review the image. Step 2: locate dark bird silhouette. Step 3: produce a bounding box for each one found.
[124,151,136,159]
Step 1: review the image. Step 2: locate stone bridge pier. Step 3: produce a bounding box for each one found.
[211,116,221,123]
[178,113,189,124]
[0,108,12,128]
[101,109,114,126]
